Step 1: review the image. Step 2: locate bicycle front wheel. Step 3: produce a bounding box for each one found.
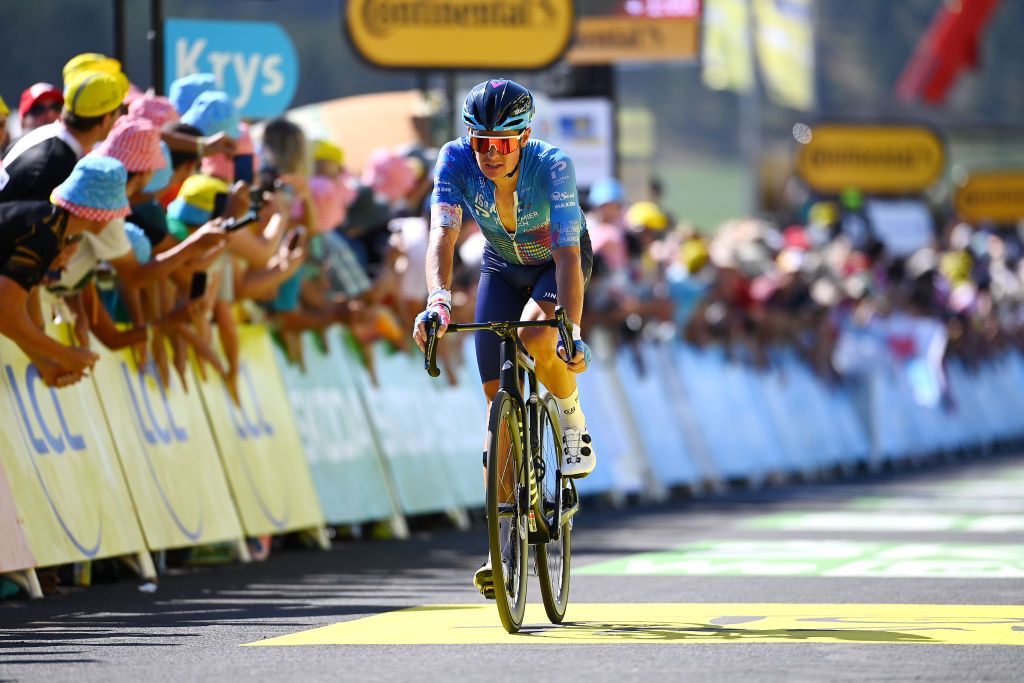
[536,393,571,624]
[486,390,529,634]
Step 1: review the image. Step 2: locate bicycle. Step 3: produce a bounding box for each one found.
[423,306,581,634]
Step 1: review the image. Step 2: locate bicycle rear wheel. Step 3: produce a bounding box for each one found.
[535,393,571,623]
[486,390,528,634]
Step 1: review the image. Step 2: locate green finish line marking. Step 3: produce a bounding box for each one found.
[577,540,1024,578]
[742,512,1024,533]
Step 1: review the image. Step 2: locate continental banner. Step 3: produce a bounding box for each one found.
[955,171,1024,224]
[358,343,463,516]
[273,329,399,525]
[90,341,244,551]
[567,16,699,65]
[345,0,574,70]
[196,326,323,536]
[0,337,147,568]
[796,124,945,194]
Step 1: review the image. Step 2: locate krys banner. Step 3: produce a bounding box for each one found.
[164,18,299,117]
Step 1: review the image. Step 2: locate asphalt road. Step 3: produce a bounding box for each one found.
[3,453,1024,681]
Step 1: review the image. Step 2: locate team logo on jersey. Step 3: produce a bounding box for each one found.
[551,191,574,201]
[473,192,494,218]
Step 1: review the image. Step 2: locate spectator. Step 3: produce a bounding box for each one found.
[0,94,10,152]
[0,156,132,386]
[18,83,63,134]
[2,69,128,203]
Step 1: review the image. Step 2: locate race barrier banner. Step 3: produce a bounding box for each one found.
[273,330,401,526]
[90,341,244,551]
[358,342,472,516]
[195,326,324,537]
[0,459,35,574]
[0,337,148,568]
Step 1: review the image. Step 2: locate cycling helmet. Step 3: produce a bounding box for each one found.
[462,79,535,132]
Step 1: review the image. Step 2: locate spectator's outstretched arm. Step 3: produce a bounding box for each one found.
[80,283,148,351]
[235,243,305,302]
[0,278,98,386]
[111,223,227,289]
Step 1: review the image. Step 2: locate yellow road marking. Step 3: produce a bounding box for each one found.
[245,603,1024,646]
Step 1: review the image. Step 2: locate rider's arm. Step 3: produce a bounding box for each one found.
[553,246,584,325]
[426,141,467,293]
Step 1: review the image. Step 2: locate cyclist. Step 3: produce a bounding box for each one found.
[412,79,595,594]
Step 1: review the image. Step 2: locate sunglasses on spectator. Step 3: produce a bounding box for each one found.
[27,101,63,117]
[468,131,525,155]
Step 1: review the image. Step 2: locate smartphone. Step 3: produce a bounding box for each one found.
[189,271,208,300]
[212,191,228,218]
[287,226,306,251]
[224,211,260,232]
[233,154,254,185]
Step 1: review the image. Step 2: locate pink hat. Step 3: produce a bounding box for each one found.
[362,148,415,202]
[128,93,179,128]
[201,153,234,183]
[91,117,166,173]
[124,83,144,107]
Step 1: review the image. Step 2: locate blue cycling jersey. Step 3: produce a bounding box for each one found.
[430,137,587,266]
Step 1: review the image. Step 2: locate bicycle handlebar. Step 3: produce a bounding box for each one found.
[422,305,574,378]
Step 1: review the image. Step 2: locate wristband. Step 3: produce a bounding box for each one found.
[572,324,582,342]
[427,287,452,310]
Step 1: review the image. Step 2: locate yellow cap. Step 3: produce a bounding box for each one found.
[0,95,8,116]
[808,201,839,226]
[64,70,129,117]
[313,139,344,166]
[681,238,709,273]
[176,174,230,213]
[63,53,122,82]
[626,200,669,231]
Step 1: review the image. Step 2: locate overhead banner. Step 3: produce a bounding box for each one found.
[753,0,815,111]
[90,342,244,551]
[164,18,299,117]
[0,337,147,568]
[196,326,324,537]
[273,330,400,525]
[955,171,1024,224]
[795,124,946,194]
[702,0,754,94]
[567,17,699,65]
[345,0,574,69]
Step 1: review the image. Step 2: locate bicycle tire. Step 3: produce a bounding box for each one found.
[535,393,571,624]
[486,390,529,633]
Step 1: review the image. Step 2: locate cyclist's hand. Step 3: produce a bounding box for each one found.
[412,288,452,352]
[557,327,592,373]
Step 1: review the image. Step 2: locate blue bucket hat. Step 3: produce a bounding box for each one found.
[143,141,174,194]
[181,91,240,138]
[124,221,152,263]
[168,73,217,115]
[51,155,130,221]
[588,178,625,208]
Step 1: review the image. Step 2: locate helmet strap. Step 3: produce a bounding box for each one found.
[504,156,521,179]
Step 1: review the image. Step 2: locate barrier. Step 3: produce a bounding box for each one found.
[356,342,470,517]
[0,462,34,574]
[273,329,404,528]
[0,337,149,570]
[90,340,245,551]
[195,326,324,537]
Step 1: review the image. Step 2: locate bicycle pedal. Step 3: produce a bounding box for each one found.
[480,586,496,600]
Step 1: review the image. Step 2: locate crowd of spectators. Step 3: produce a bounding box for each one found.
[0,53,431,397]
[580,177,1024,407]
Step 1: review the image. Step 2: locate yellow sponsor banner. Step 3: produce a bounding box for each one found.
[702,0,754,94]
[0,337,146,568]
[796,124,946,194]
[345,0,574,70]
[90,341,244,551]
[567,17,699,65]
[250,603,1024,646]
[955,171,1024,224]
[754,0,814,111]
[195,326,323,536]
[0,460,35,572]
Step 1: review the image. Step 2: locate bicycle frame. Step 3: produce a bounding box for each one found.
[424,309,580,543]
